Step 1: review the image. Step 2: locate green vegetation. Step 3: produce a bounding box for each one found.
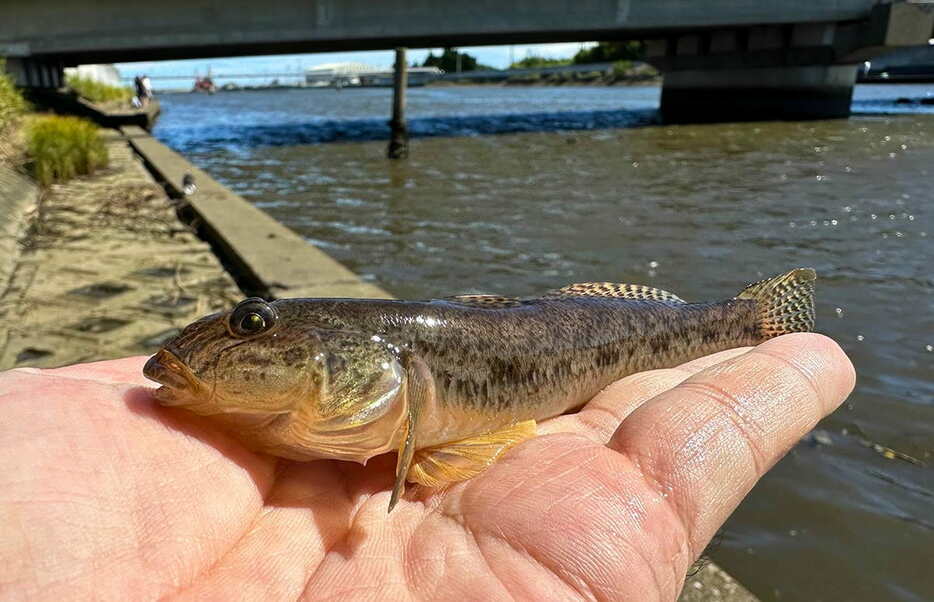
[65,74,133,104]
[508,55,571,70]
[0,59,29,135]
[611,60,635,77]
[26,115,108,186]
[506,72,543,84]
[574,41,646,64]
[423,48,496,72]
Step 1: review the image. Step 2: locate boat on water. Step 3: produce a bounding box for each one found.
[192,76,216,94]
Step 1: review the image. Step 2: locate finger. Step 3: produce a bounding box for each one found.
[539,347,751,442]
[43,355,154,386]
[608,333,855,559]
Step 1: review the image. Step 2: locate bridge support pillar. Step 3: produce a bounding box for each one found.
[660,63,858,123]
[4,57,64,88]
[648,2,934,124]
[387,47,409,160]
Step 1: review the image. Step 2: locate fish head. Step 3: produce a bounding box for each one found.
[143,299,406,431]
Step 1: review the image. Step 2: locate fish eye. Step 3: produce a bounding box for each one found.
[228,298,278,338]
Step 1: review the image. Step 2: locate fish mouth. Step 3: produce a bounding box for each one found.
[143,348,203,406]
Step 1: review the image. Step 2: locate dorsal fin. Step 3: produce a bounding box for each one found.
[443,294,522,308]
[545,282,686,303]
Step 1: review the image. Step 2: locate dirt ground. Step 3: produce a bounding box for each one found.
[0,133,241,370]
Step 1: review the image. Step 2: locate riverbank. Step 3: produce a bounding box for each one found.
[0,132,242,368]
[0,120,389,369]
[430,75,660,87]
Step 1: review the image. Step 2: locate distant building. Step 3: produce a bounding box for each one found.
[305,62,443,87]
[305,62,380,87]
[358,67,443,87]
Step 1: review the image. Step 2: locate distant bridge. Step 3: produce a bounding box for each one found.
[125,62,621,85]
[120,73,307,81]
[3,0,933,121]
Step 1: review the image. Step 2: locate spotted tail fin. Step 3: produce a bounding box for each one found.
[736,268,816,338]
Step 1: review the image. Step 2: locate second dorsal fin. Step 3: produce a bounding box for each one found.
[443,294,522,308]
[545,282,686,303]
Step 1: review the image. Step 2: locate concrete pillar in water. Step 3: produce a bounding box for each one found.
[647,3,934,124]
[660,64,858,123]
[388,47,408,159]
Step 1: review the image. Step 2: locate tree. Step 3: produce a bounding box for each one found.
[422,48,494,72]
[573,41,645,64]
[509,55,571,70]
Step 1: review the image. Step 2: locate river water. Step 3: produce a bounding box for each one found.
[153,84,933,602]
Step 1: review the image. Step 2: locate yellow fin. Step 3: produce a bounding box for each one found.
[736,268,816,337]
[546,282,685,303]
[444,294,522,308]
[407,420,538,488]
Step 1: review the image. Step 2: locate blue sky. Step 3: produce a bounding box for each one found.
[115,42,595,85]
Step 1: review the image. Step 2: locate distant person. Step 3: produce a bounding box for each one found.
[141,75,153,105]
[133,75,145,106]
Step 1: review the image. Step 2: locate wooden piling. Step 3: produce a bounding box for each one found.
[388,47,409,159]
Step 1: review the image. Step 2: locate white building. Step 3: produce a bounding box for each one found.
[358,66,443,87]
[305,62,443,87]
[63,64,122,87]
[305,62,381,87]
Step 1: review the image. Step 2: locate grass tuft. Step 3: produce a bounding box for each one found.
[26,115,109,186]
[65,74,133,104]
[0,58,29,134]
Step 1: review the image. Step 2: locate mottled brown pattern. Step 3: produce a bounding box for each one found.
[269,295,761,418]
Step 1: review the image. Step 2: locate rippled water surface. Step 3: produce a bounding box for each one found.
[155,84,933,602]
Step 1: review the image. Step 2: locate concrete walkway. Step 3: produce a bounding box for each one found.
[0,133,241,369]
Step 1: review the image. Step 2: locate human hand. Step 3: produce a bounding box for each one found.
[0,333,854,601]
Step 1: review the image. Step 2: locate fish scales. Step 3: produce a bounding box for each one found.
[142,268,816,510]
[270,297,759,418]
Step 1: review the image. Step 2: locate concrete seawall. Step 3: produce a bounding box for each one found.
[120,125,387,300]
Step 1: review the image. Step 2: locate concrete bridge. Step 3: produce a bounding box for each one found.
[3,0,933,121]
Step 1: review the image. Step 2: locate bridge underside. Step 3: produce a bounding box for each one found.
[3,1,933,123]
[1,0,896,63]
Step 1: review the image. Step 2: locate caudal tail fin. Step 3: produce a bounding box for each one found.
[736,268,816,338]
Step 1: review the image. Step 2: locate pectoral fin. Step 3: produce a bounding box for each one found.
[389,419,417,513]
[388,355,435,513]
[407,420,538,488]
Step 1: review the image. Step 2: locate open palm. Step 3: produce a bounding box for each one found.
[0,333,854,601]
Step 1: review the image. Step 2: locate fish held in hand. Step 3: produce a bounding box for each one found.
[143,268,816,511]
